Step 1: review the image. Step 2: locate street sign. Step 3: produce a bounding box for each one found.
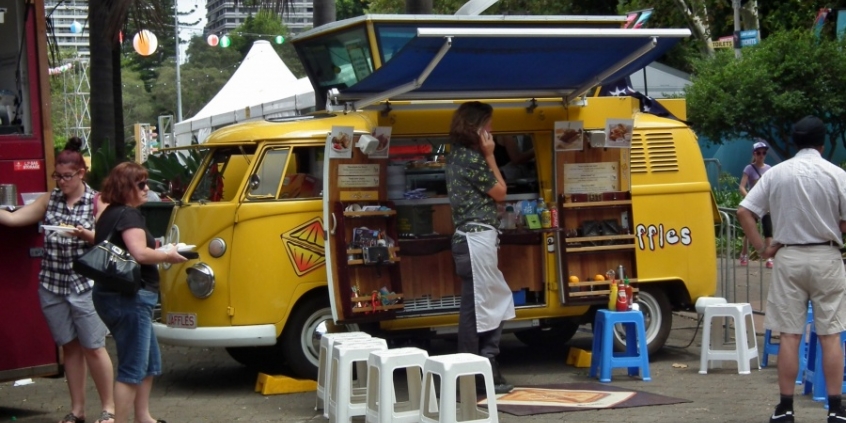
[734,29,759,48]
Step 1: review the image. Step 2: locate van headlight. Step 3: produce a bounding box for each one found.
[185,263,215,299]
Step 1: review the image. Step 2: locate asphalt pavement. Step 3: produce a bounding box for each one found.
[1,262,823,423]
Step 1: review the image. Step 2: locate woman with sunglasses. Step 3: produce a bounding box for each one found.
[739,140,774,268]
[92,162,187,423]
[0,138,115,423]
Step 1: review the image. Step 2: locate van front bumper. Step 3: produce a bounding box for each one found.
[152,323,278,347]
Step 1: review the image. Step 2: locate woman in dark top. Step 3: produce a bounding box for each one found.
[445,101,515,394]
[92,162,186,423]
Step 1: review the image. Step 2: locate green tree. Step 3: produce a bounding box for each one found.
[121,67,156,140]
[337,0,371,20]
[151,61,235,118]
[685,30,846,159]
[228,10,307,78]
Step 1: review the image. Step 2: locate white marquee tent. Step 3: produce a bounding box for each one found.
[173,40,316,146]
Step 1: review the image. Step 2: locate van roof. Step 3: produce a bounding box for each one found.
[292,14,690,107]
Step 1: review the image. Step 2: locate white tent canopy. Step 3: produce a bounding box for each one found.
[174,40,316,146]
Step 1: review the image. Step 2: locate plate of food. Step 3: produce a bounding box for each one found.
[555,128,583,147]
[42,224,77,237]
[331,133,351,151]
[608,123,632,142]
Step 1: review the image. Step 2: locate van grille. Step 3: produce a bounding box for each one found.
[631,131,679,174]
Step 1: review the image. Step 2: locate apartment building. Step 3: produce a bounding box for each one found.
[205,0,313,36]
[43,0,89,56]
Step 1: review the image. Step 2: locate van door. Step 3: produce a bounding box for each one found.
[229,145,326,326]
[323,133,404,324]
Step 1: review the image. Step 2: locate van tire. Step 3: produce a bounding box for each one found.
[612,288,672,355]
[514,322,580,349]
[280,295,337,380]
[225,346,283,373]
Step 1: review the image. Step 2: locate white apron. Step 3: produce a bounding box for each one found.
[455,223,516,332]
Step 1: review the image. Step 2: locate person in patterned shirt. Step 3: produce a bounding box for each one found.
[446,101,514,394]
[0,138,115,423]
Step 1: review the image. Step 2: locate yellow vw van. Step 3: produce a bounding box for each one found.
[153,14,716,379]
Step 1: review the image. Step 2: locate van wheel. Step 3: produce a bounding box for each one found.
[612,288,672,355]
[514,322,580,349]
[281,295,356,380]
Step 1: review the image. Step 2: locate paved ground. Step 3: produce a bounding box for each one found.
[2,260,826,423]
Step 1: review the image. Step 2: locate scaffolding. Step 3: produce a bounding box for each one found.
[60,58,91,147]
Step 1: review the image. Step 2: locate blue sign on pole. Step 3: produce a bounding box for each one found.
[735,29,759,47]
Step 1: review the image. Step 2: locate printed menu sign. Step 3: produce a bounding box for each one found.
[562,162,618,194]
[338,164,380,188]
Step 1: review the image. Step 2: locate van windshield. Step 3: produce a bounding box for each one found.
[189,146,256,203]
[297,26,373,93]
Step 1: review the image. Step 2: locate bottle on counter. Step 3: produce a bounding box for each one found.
[503,205,516,229]
[615,280,629,311]
[549,202,558,228]
[540,207,551,229]
[608,280,618,310]
[624,277,633,310]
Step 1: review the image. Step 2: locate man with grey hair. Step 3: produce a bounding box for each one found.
[738,116,846,423]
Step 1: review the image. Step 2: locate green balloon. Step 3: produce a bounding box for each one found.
[220,35,231,48]
[275,35,285,44]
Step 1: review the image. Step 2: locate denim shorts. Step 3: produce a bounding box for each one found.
[92,287,162,384]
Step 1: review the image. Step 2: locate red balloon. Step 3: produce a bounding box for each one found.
[207,34,219,47]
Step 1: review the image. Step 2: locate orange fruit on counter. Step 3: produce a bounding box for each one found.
[594,274,605,281]
[568,275,579,283]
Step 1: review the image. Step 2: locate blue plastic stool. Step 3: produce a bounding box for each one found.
[589,309,651,383]
[802,329,846,406]
[762,303,813,385]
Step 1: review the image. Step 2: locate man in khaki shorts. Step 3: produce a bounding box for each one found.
[738,115,846,423]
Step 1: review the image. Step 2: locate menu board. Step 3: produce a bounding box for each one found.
[562,162,618,194]
[346,42,372,81]
[338,164,380,188]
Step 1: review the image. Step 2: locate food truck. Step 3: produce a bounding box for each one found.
[153,14,717,380]
[0,0,60,382]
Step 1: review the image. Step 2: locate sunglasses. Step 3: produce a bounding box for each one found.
[51,170,81,181]
[136,180,148,190]
[754,150,767,156]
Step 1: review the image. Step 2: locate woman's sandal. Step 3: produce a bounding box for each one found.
[60,413,84,423]
[96,411,115,423]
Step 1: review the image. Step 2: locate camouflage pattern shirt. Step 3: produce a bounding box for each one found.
[446,143,499,244]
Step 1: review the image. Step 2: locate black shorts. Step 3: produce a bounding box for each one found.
[760,214,773,238]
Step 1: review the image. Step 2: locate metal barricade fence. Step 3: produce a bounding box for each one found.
[716,206,769,317]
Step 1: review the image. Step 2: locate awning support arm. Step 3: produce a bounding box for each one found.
[565,37,658,104]
[347,37,453,112]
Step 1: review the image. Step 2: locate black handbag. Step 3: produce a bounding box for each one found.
[73,207,142,295]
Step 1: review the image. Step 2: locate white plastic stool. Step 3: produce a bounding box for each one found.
[420,353,498,423]
[699,302,760,375]
[316,332,372,413]
[328,339,388,423]
[365,347,429,423]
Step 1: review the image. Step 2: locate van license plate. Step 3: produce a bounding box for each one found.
[166,313,197,329]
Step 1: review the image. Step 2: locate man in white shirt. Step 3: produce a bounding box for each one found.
[738,115,846,423]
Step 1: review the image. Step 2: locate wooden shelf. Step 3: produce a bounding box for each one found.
[562,200,632,209]
[343,210,397,218]
[566,244,636,253]
[351,294,403,302]
[565,234,634,243]
[569,278,639,287]
[346,247,400,254]
[347,257,401,265]
[352,303,405,313]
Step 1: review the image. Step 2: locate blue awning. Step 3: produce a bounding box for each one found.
[336,28,690,105]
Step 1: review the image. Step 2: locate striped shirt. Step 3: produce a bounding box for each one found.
[40,185,97,295]
[740,149,846,247]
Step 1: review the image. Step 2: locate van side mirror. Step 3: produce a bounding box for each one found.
[249,174,261,192]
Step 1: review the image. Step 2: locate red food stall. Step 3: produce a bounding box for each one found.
[0,0,60,382]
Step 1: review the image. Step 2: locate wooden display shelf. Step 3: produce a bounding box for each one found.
[350,293,404,313]
[564,234,634,243]
[569,287,640,298]
[562,200,632,209]
[569,278,639,287]
[347,257,401,265]
[343,210,397,218]
[566,244,636,253]
[346,247,400,254]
